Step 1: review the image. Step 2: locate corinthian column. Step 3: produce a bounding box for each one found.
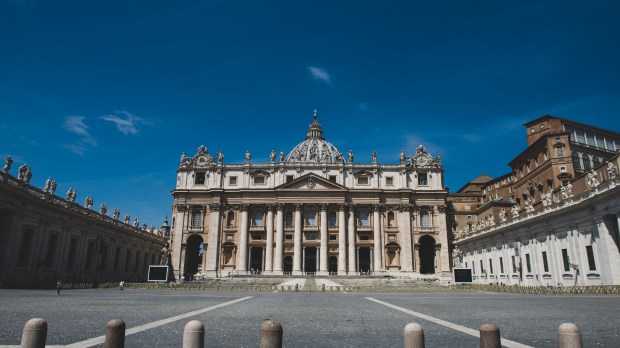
[348,205,357,274]
[264,205,274,274]
[319,204,328,275]
[293,204,302,275]
[205,203,221,277]
[237,204,249,273]
[338,204,347,275]
[273,204,284,274]
[400,204,413,272]
[373,205,382,272]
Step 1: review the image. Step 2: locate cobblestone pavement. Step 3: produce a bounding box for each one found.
[0,288,618,347]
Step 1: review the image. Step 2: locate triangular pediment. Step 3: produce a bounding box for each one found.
[275,173,347,191]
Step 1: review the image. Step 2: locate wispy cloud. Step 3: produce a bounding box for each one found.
[62,144,88,156]
[307,66,331,84]
[64,115,90,137]
[101,111,144,135]
[359,102,369,111]
[62,116,97,154]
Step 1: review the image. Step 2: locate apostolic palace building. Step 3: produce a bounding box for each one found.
[170,112,451,280]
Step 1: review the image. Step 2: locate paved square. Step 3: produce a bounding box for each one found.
[0,289,618,347]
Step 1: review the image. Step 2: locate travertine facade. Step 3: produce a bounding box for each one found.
[450,115,620,285]
[171,113,451,280]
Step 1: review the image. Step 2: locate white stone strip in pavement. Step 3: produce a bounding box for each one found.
[63,296,253,348]
[366,297,532,348]
[278,278,307,286]
[314,279,343,287]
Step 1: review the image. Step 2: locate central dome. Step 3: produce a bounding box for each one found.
[285,112,343,164]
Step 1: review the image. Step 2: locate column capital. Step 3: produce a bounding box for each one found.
[275,203,285,211]
[372,204,385,212]
[319,203,328,211]
[293,203,303,211]
[338,203,348,211]
[399,204,412,212]
[239,203,249,211]
[266,204,276,212]
[436,205,446,213]
[348,204,356,213]
[208,203,221,212]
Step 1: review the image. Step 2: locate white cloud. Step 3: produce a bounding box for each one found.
[307,66,331,84]
[62,144,87,156]
[101,111,143,135]
[64,115,90,137]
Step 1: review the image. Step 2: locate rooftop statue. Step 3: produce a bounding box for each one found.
[561,181,573,199]
[607,161,617,179]
[17,163,27,180]
[270,150,276,162]
[371,151,377,164]
[113,209,121,220]
[43,177,52,192]
[217,150,224,164]
[245,150,251,164]
[1,155,12,173]
[279,150,285,162]
[348,150,354,164]
[586,171,599,189]
[84,196,94,210]
[124,213,130,224]
[23,167,32,185]
[49,180,57,194]
[400,150,405,165]
[100,203,108,215]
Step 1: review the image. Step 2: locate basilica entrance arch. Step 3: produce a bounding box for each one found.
[283,255,293,273]
[249,247,263,273]
[328,256,337,274]
[304,247,317,273]
[184,234,203,279]
[419,235,436,274]
[358,247,371,273]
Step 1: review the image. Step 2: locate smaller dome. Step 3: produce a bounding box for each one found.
[285,112,343,164]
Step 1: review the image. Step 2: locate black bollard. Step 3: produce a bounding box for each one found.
[479,323,500,348]
[183,320,205,348]
[260,320,283,348]
[558,323,583,348]
[20,318,47,348]
[403,323,425,348]
[104,319,126,348]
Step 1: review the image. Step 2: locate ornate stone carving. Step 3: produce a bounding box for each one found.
[586,171,599,189]
[209,203,221,211]
[1,156,13,173]
[307,177,316,189]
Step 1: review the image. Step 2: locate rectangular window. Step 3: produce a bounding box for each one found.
[17,228,35,267]
[285,234,293,241]
[194,172,205,185]
[420,212,430,228]
[489,259,494,274]
[359,234,370,241]
[358,211,369,227]
[254,176,265,185]
[328,212,337,227]
[586,131,595,146]
[586,245,596,271]
[286,175,294,183]
[511,256,517,273]
[542,251,549,272]
[525,253,531,273]
[499,257,504,273]
[575,129,585,144]
[480,260,485,274]
[562,248,570,272]
[306,209,317,226]
[358,176,369,185]
[418,173,428,186]
[329,234,337,241]
[192,212,202,228]
[560,166,567,173]
[45,234,58,268]
[252,233,263,240]
[329,175,337,183]
[229,176,237,185]
[285,211,293,227]
[386,177,394,186]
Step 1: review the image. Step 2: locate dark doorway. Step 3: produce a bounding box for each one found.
[419,235,436,274]
[184,234,203,279]
[358,247,371,273]
[283,256,293,273]
[304,247,317,273]
[249,247,263,273]
[328,256,338,273]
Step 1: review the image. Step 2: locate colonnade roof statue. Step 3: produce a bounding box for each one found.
[285,110,344,164]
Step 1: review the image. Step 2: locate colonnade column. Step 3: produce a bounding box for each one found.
[264,205,274,274]
[237,204,249,273]
[204,203,221,277]
[373,205,382,272]
[400,205,414,272]
[293,204,302,275]
[337,204,347,275]
[273,204,284,274]
[348,205,357,274]
[170,206,185,279]
[319,204,328,275]
[436,206,450,276]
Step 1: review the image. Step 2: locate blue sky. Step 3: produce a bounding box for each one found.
[1,1,619,227]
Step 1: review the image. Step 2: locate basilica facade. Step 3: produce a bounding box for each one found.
[170,113,450,280]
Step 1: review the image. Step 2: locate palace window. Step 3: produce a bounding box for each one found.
[582,155,591,171]
[229,176,237,185]
[252,208,265,226]
[420,211,430,228]
[418,172,428,186]
[572,152,581,170]
[386,177,394,186]
[195,172,205,185]
[542,251,549,272]
[525,254,531,273]
[66,237,79,270]
[593,156,601,168]
[561,249,569,272]
[586,245,596,271]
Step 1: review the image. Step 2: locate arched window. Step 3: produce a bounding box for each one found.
[387,211,395,227]
[252,208,264,226]
[582,154,591,170]
[572,151,581,170]
[358,209,369,227]
[328,211,337,228]
[420,211,430,228]
[191,211,202,229]
[226,211,235,227]
[306,207,317,226]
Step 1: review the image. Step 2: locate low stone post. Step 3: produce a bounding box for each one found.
[260,320,283,348]
[294,284,298,292]
[183,320,205,348]
[479,323,500,348]
[403,323,425,348]
[558,323,583,348]
[20,318,47,348]
[104,319,126,348]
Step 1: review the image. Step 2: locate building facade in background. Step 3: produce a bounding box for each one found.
[171,113,451,280]
[450,115,620,286]
[0,165,167,288]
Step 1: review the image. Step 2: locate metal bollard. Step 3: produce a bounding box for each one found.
[479,323,500,348]
[403,323,425,348]
[183,320,205,348]
[104,319,126,348]
[20,318,47,348]
[558,323,583,348]
[260,320,283,348]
